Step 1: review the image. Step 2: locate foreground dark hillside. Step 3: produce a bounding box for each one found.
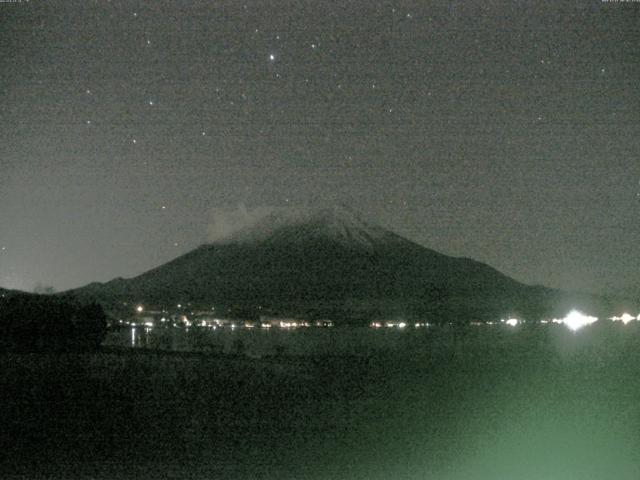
[2,324,640,479]
[0,292,106,352]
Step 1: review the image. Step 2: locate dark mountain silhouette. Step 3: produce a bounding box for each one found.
[69,206,633,323]
[0,290,107,351]
[0,287,20,298]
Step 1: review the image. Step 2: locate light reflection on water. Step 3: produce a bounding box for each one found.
[96,322,640,479]
[129,326,154,348]
[105,321,640,358]
[107,325,430,356]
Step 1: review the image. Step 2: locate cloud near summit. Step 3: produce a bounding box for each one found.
[207,205,271,243]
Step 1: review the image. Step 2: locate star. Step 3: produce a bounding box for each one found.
[132,139,137,144]
[269,53,275,61]
[148,100,154,106]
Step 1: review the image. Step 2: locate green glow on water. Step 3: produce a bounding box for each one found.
[6,322,640,479]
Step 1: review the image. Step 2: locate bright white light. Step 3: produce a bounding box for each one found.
[611,313,636,325]
[557,310,598,331]
[144,321,154,327]
[269,53,275,61]
[136,305,143,313]
[397,322,407,328]
[503,318,519,327]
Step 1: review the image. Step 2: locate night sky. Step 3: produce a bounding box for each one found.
[1,0,639,294]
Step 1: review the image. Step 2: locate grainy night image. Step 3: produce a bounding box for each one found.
[1,1,640,479]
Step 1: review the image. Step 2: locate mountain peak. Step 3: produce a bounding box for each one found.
[210,205,395,250]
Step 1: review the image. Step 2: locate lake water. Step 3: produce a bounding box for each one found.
[103,321,640,358]
[6,321,640,479]
[104,324,443,356]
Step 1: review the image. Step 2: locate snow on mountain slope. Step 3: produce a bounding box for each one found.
[213,205,399,251]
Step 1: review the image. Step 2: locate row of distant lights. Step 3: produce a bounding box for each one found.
[132,306,333,329]
[128,319,332,329]
[370,311,640,332]
[501,310,640,331]
[370,314,604,332]
[134,306,639,333]
[370,322,429,329]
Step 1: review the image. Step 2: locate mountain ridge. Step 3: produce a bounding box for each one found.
[68,207,634,323]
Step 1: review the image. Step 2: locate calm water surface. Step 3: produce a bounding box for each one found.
[9,322,640,480]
